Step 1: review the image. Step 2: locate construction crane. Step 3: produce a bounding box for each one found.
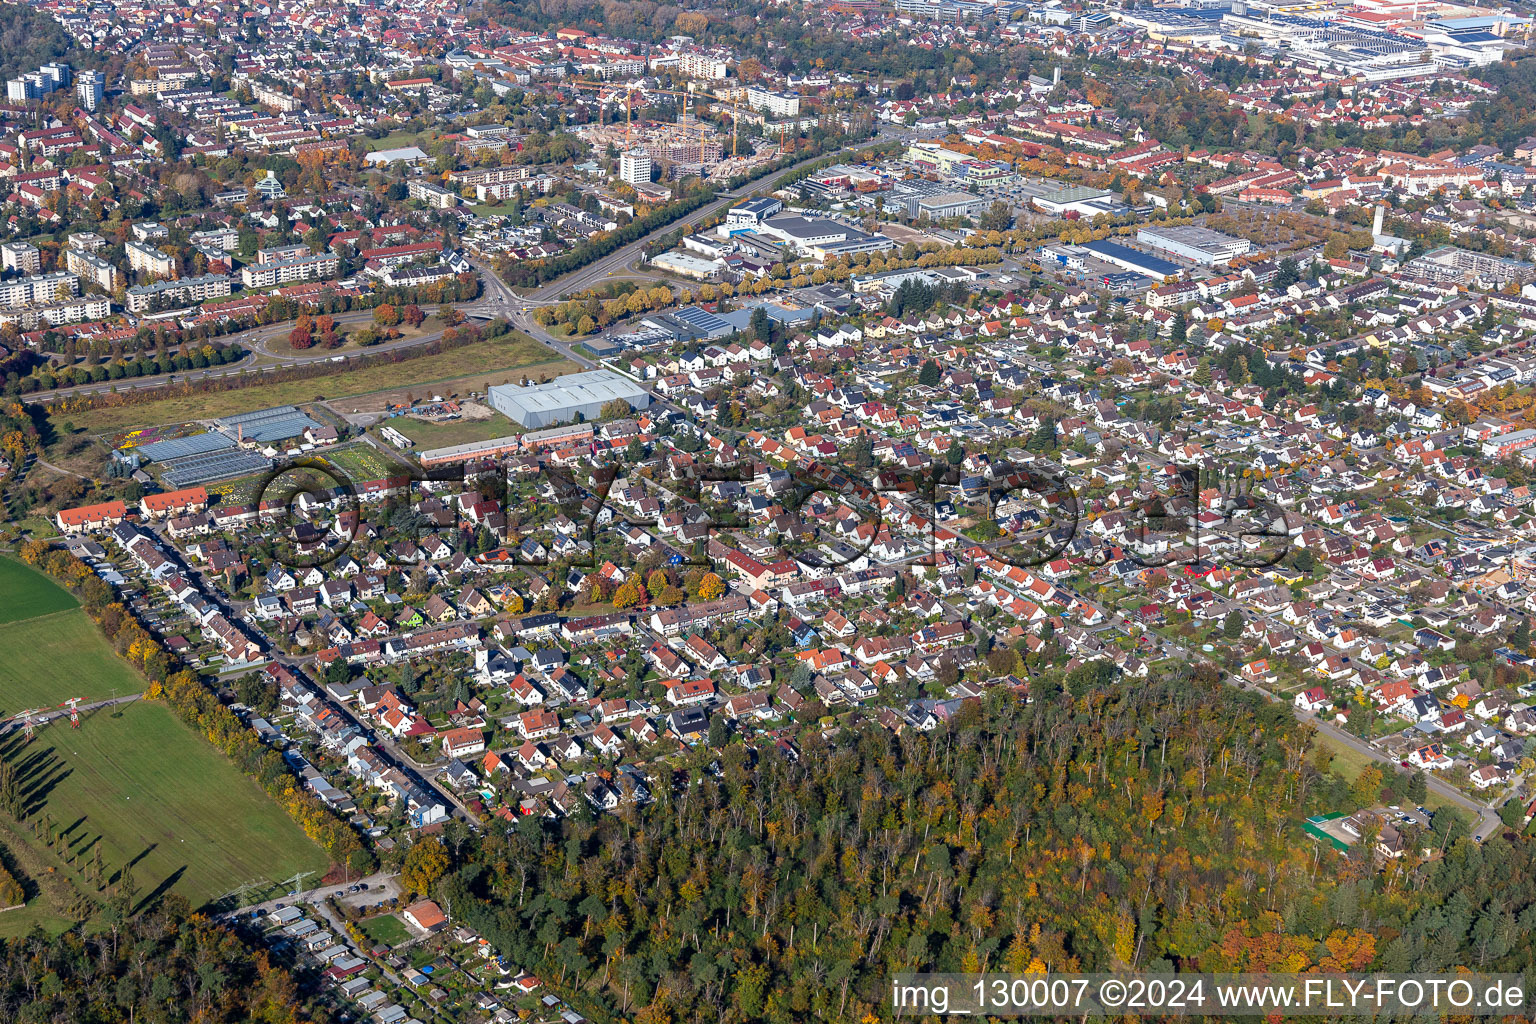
[564,79,750,158]
[10,708,45,742]
[58,697,84,729]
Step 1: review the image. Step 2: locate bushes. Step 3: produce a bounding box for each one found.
[0,851,23,908]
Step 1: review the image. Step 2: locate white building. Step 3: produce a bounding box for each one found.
[1136,225,1250,266]
[125,273,231,313]
[677,52,729,80]
[126,240,177,279]
[619,149,653,185]
[77,70,105,111]
[0,271,77,310]
[722,197,784,234]
[651,251,722,280]
[241,246,340,289]
[0,296,110,329]
[746,86,800,117]
[408,179,459,209]
[65,248,120,291]
[191,227,239,251]
[1,242,41,274]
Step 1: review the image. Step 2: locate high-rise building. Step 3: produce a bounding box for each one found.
[1,242,42,274]
[619,149,652,185]
[77,71,105,112]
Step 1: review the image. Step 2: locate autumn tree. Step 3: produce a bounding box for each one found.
[401,835,449,896]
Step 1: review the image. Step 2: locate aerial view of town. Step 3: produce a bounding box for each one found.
[5,0,1536,1018]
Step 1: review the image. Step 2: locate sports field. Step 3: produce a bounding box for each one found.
[0,557,77,625]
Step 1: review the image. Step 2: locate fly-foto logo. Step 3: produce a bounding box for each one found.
[250,451,1291,576]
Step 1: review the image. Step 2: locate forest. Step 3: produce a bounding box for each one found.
[0,900,331,1024]
[421,666,1534,1024]
[0,2,85,81]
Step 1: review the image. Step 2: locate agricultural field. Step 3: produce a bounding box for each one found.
[58,332,566,435]
[0,702,329,925]
[0,557,77,625]
[0,610,142,713]
[0,565,328,933]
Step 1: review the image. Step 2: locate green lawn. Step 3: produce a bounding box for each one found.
[363,129,434,153]
[0,701,329,913]
[361,913,410,947]
[0,610,142,714]
[385,416,517,450]
[0,557,78,625]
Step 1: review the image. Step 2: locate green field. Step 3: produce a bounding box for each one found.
[385,416,516,450]
[360,912,410,947]
[1313,729,1453,812]
[0,557,78,625]
[363,128,435,153]
[0,701,329,921]
[62,332,571,434]
[0,610,142,714]
[0,561,329,930]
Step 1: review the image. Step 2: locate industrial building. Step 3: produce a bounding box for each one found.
[1077,240,1180,280]
[913,191,994,221]
[1021,183,1124,217]
[488,370,650,429]
[1136,225,1251,265]
[722,197,784,234]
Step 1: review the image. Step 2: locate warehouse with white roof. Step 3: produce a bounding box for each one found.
[487,370,650,429]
